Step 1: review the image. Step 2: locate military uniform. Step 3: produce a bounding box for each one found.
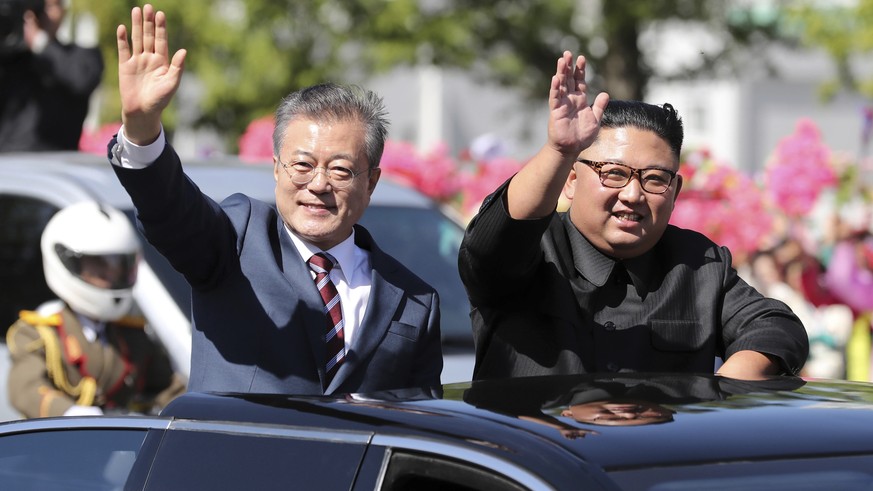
[6,303,185,418]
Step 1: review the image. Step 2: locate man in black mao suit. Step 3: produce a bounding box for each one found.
[459,51,808,381]
[108,5,441,395]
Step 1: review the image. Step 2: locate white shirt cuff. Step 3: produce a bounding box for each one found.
[63,404,104,417]
[30,31,49,54]
[110,126,166,169]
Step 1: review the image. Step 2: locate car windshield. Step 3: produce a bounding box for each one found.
[130,204,472,347]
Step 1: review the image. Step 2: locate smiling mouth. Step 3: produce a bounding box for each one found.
[302,202,334,209]
[613,212,642,222]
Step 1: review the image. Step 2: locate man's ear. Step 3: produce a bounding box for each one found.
[367,167,381,196]
[273,156,280,183]
[672,174,683,204]
[562,166,578,201]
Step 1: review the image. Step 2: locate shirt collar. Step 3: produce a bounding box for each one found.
[561,213,655,297]
[286,225,360,282]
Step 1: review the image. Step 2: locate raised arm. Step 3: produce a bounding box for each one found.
[506,51,609,219]
[116,4,186,145]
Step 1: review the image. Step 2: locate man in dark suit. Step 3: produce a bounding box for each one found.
[458,51,808,381]
[0,0,104,151]
[107,5,442,395]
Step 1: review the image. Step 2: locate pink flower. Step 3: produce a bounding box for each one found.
[78,122,123,155]
[670,149,773,256]
[458,156,524,217]
[380,141,462,202]
[764,119,838,217]
[238,116,275,163]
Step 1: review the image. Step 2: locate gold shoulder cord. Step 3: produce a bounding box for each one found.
[12,311,97,407]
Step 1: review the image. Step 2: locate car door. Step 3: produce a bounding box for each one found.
[142,421,371,490]
[0,418,167,491]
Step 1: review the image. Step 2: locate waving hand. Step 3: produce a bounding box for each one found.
[547,51,609,156]
[505,51,609,219]
[116,4,187,145]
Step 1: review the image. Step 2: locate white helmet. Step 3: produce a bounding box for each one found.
[41,202,141,321]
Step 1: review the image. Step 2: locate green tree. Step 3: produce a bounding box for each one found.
[72,0,473,150]
[70,0,791,150]
[787,0,873,100]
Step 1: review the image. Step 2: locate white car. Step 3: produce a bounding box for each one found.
[0,151,474,421]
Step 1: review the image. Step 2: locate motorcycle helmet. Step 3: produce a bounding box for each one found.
[41,201,141,321]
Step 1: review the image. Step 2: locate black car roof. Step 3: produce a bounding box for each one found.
[160,373,873,474]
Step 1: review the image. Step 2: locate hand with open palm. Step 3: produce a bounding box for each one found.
[116,4,187,145]
[546,51,609,158]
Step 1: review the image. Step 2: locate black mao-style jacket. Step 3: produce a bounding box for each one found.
[458,182,809,380]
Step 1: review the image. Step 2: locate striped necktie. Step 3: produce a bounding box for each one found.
[307,253,345,388]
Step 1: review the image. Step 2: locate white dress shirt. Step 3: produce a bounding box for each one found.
[288,229,372,351]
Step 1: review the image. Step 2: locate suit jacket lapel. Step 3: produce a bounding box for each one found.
[327,226,402,393]
[277,218,330,387]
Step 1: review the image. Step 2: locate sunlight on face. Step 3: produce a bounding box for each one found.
[272,118,380,250]
[563,127,681,259]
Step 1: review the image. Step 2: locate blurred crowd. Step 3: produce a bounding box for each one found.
[653,119,873,381]
[737,198,873,380]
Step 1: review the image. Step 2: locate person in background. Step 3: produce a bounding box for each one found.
[0,0,104,151]
[458,51,808,381]
[107,5,442,395]
[6,202,185,418]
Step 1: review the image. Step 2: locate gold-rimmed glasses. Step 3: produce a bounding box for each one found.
[278,158,370,189]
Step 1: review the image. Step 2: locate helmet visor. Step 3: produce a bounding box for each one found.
[54,244,139,290]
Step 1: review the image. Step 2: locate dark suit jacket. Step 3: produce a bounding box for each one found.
[459,182,808,380]
[0,41,103,151]
[110,141,442,395]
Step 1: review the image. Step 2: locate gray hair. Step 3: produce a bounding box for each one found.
[272,83,389,168]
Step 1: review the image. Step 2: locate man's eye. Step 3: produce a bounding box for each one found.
[602,167,629,178]
[644,172,670,184]
[292,162,315,172]
[329,167,355,179]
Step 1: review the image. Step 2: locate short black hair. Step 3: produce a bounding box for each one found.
[600,100,684,159]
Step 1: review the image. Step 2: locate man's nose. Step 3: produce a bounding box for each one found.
[619,174,644,201]
[306,168,332,190]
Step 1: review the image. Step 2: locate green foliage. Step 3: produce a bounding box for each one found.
[788,0,873,100]
[68,0,797,151]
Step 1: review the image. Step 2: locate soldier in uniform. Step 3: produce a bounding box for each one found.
[6,201,185,418]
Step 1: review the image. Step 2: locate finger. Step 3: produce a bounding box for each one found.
[554,53,565,78]
[575,55,586,73]
[170,49,187,73]
[154,10,169,60]
[574,55,586,82]
[591,92,610,121]
[554,53,571,96]
[549,75,561,109]
[116,24,130,63]
[143,4,156,54]
[130,6,142,55]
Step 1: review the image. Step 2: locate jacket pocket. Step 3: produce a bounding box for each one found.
[388,321,418,341]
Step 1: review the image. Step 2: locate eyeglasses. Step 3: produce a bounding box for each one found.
[578,159,677,195]
[278,158,370,190]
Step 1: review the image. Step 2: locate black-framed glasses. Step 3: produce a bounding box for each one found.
[278,158,370,190]
[577,159,677,195]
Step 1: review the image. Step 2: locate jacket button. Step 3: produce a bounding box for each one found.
[604,321,616,331]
